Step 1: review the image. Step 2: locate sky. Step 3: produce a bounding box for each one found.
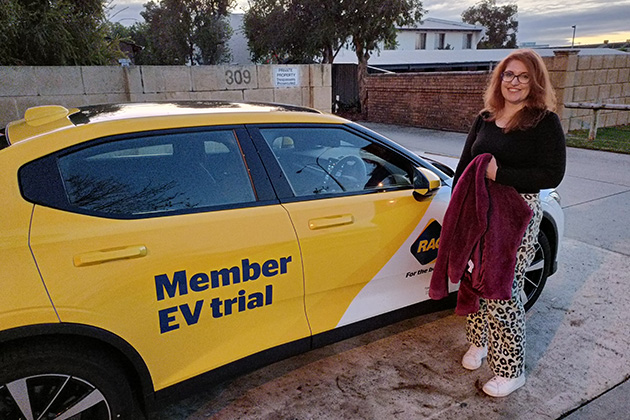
[109,0,630,48]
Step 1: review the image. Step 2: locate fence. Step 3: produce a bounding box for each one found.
[0,64,332,128]
[3,52,629,134]
[564,102,630,140]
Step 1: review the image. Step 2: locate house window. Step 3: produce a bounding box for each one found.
[436,33,446,49]
[464,33,473,49]
[416,33,427,50]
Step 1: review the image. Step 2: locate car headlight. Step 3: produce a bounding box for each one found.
[548,189,561,206]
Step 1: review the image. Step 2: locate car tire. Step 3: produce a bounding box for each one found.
[0,340,135,420]
[523,230,552,312]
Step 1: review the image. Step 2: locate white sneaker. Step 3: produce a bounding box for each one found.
[482,374,526,397]
[462,344,487,370]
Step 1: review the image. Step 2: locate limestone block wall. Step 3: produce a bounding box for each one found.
[547,52,630,131]
[0,64,332,128]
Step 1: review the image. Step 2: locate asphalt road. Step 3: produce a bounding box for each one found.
[153,122,630,420]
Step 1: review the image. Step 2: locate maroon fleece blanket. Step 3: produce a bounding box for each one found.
[429,153,533,315]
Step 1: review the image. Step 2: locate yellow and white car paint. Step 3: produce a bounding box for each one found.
[0,103,457,392]
[336,186,451,327]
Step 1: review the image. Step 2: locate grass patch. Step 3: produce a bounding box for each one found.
[566,125,630,154]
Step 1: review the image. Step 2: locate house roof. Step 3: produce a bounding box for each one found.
[398,18,484,32]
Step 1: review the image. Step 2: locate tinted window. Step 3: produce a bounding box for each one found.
[0,128,8,150]
[259,127,413,197]
[56,130,255,216]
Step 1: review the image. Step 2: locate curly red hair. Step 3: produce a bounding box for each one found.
[483,49,557,132]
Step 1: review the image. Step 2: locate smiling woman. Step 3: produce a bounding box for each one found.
[435,48,566,398]
[499,61,532,110]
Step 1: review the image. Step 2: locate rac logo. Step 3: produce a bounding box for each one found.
[410,219,441,265]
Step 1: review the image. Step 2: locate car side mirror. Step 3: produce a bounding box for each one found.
[413,167,441,200]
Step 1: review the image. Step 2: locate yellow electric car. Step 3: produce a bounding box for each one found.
[0,102,563,419]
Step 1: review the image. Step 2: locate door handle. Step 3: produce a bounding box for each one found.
[74,245,148,267]
[308,214,354,230]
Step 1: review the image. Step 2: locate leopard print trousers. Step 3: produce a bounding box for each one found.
[465,193,543,378]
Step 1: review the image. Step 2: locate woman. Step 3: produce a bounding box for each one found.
[451,49,566,397]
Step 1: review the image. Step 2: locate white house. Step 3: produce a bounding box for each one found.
[387,18,486,51]
[228,14,251,65]
[227,16,486,65]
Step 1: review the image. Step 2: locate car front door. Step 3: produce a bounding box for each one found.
[25,127,311,392]
[250,125,451,336]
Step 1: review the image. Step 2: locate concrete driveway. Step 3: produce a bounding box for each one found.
[154,122,630,420]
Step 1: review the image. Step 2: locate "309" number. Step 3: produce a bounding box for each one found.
[225,69,252,85]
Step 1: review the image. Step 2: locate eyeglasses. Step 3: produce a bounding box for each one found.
[501,71,530,84]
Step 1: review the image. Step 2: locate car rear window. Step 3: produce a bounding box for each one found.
[20,129,258,218]
[0,128,8,150]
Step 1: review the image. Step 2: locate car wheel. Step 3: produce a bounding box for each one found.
[522,230,552,312]
[0,340,135,420]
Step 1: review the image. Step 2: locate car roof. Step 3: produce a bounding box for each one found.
[5,101,345,146]
[68,101,321,124]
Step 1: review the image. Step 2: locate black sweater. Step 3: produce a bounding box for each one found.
[453,111,566,193]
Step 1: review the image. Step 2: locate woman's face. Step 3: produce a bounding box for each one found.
[501,59,531,106]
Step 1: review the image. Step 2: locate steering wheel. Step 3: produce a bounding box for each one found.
[326,155,367,191]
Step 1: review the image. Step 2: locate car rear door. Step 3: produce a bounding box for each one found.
[249,125,450,336]
[24,127,311,391]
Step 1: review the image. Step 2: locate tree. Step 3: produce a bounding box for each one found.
[345,0,424,114]
[0,0,119,65]
[0,0,21,62]
[104,21,146,64]
[140,0,235,65]
[243,0,424,113]
[243,0,347,64]
[243,0,298,63]
[461,0,518,49]
[307,0,348,64]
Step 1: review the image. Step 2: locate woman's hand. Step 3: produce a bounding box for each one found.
[486,156,498,180]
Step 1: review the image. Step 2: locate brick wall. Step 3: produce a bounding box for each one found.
[0,64,332,128]
[365,51,630,133]
[366,71,487,132]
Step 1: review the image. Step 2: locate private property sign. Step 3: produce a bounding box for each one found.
[273,67,300,87]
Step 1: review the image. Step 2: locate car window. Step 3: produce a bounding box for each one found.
[56,130,256,216]
[0,128,8,150]
[259,127,414,197]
